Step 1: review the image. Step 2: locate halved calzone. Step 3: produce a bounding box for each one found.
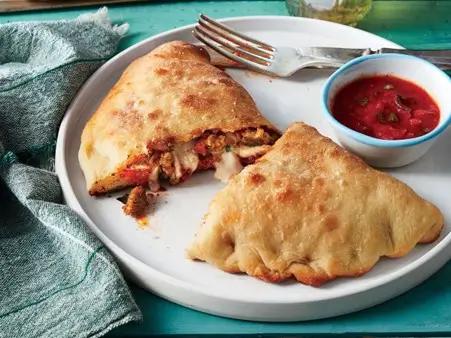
[78,41,280,196]
[187,122,444,286]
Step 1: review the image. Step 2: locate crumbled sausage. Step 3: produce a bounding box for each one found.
[241,128,273,146]
[205,134,226,152]
[160,152,174,178]
[123,186,149,217]
[148,166,160,192]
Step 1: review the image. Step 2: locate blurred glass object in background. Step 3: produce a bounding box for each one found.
[286,0,372,26]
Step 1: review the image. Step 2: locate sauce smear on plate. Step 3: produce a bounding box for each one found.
[332,75,440,140]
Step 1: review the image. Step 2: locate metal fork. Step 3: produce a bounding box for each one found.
[193,14,451,77]
[193,14,365,77]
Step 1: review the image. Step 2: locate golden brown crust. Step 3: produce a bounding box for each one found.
[187,122,444,286]
[78,41,279,195]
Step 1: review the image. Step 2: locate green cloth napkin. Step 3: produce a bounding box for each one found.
[0,8,142,338]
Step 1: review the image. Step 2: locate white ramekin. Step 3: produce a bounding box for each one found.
[321,53,451,168]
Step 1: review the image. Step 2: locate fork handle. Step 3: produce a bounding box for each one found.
[379,48,451,68]
[205,45,451,71]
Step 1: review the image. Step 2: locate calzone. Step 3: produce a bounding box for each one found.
[187,122,444,286]
[78,41,280,196]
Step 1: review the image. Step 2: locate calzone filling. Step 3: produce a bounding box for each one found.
[118,127,279,216]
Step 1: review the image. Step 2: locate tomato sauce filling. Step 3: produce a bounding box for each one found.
[331,75,440,140]
[120,169,150,186]
[193,139,208,156]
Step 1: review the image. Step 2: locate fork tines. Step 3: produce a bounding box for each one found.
[193,14,276,71]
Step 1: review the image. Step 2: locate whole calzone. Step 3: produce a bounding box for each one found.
[187,122,444,286]
[78,41,280,196]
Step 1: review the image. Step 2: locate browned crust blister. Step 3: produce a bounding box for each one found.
[187,122,444,286]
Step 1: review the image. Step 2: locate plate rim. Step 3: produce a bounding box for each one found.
[55,15,451,306]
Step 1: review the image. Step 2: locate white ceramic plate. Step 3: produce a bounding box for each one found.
[55,16,451,322]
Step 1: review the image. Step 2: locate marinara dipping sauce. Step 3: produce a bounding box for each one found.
[331,75,440,140]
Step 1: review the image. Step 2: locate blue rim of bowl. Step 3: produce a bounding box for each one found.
[321,53,451,148]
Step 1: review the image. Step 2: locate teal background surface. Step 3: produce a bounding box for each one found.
[2,1,451,336]
[2,1,451,51]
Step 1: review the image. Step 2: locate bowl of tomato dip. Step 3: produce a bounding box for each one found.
[321,53,451,168]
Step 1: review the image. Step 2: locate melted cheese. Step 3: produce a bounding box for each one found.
[148,166,160,192]
[233,145,271,158]
[214,151,243,182]
[172,141,200,179]
[128,163,152,170]
[173,152,183,179]
[127,142,268,185]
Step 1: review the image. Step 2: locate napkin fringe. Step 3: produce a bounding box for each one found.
[0,151,17,170]
[0,142,56,172]
[77,7,129,37]
[18,141,56,171]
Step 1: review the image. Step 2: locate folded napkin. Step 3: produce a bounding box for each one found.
[0,8,142,338]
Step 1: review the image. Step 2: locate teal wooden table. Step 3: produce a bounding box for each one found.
[2,1,451,336]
